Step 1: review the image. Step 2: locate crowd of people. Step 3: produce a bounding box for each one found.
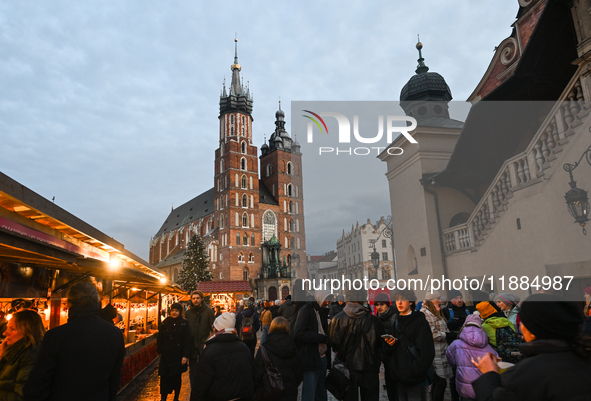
[0,282,590,401]
[154,284,591,401]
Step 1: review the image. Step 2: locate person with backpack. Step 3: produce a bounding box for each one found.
[446,314,498,401]
[420,291,453,401]
[254,317,303,401]
[385,289,435,401]
[260,301,273,345]
[472,293,591,401]
[293,289,332,401]
[475,301,522,364]
[329,288,383,401]
[235,298,261,357]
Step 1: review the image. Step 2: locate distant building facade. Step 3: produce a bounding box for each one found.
[336,217,395,286]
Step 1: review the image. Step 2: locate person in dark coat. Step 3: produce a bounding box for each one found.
[254,317,303,401]
[192,313,255,401]
[23,281,125,401]
[0,310,45,400]
[99,303,118,325]
[186,289,215,401]
[329,288,383,401]
[158,303,191,401]
[472,293,591,401]
[385,289,435,401]
[375,292,397,401]
[235,299,261,357]
[277,295,296,323]
[328,295,346,320]
[269,300,281,319]
[293,289,332,401]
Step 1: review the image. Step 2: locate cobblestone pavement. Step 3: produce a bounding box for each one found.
[117,331,449,401]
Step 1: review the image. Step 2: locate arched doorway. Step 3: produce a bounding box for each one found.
[268,286,277,301]
[281,286,289,300]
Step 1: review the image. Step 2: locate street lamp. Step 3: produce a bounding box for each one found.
[371,216,398,282]
[563,142,591,235]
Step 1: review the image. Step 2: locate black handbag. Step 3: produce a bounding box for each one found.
[254,345,284,401]
[325,357,350,400]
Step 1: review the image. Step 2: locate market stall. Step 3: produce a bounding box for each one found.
[0,171,187,392]
[196,280,252,313]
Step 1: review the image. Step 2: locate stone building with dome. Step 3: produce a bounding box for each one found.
[149,41,307,301]
[380,0,591,302]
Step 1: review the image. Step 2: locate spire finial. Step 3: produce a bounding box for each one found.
[278,97,282,110]
[231,35,241,71]
[415,35,429,74]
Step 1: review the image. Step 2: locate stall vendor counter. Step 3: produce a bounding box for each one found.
[118,331,159,392]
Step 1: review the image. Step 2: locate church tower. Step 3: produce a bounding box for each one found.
[213,39,261,281]
[260,102,307,279]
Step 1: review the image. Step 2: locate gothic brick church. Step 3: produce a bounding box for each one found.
[149,40,307,301]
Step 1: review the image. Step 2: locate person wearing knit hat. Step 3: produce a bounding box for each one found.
[476,301,522,364]
[157,302,191,401]
[213,312,236,333]
[420,290,453,401]
[495,293,521,330]
[446,314,498,400]
[192,312,255,401]
[472,293,591,401]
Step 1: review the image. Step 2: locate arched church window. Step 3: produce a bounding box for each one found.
[243,233,248,246]
[241,175,247,189]
[241,141,246,154]
[236,232,241,245]
[287,184,293,197]
[251,233,255,246]
[262,210,276,241]
[242,212,249,227]
[242,194,248,208]
[287,162,292,175]
[243,268,248,280]
[241,157,246,170]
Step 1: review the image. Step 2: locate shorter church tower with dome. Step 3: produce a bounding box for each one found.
[149,40,307,302]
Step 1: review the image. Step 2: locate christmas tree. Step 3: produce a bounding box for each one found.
[177,234,212,292]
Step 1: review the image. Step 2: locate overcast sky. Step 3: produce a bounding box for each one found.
[0,1,518,261]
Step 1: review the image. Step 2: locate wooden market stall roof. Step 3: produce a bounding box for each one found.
[197,280,252,294]
[0,171,184,294]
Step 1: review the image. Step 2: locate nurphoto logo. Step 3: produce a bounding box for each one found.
[299,104,418,156]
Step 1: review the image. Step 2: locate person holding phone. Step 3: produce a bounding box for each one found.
[385,289,435,401]
[375,292,397,401]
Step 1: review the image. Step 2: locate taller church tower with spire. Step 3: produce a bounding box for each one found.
[150,39,307,302]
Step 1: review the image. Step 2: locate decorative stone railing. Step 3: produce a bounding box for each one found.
[443,76,590,254]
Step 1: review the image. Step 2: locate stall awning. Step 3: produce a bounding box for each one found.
[0,171,175,293]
